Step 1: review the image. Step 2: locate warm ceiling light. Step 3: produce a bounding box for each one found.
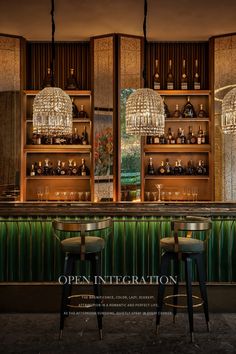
[221,87,236,134]
[126,0,165,136]
[33,0,72,137]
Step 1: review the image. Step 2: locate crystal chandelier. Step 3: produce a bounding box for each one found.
[33,0,72,137]
[221,87,236,134]
[126,0,164,136]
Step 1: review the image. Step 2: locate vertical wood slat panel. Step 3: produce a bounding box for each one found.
[26,42,91,90]
[146,42,209,90]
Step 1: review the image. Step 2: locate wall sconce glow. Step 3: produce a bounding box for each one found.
[221,87,236,134]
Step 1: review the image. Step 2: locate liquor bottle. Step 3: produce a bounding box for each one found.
[71,98,79,118]
[49,161,55,175]
[177,160,185,175]
[72,161,78,175]
[201,160,207,175]
[153,59,161,90]
[171,133,176,144]
[56,160,61,175]
[159,134,167,144]
[173,104,182,118]
[176,128,182,144]
[36,134,41,145]
[147,157,155,175]
[78,158,90,176]
[163,98,170,118]
[167,127,173,144]
[166,59,174,90]
[187,126,197,144]
[72,128,80,144]
[31,133,37,145]
[182,96,196,118]
[180,129,186,144]
[153,135,160,144]
[78,105,88,118]
[146,136,153,144]
[60,162,67,175]
[65,68,79,90]
[36,161,43,176]
[196,160,204,175]
[30,164,35,176]
[174,161,180,175]
[180,59,188,90]
[186,160,195,175]
[197,125,203,144]
[42,67,55,88]
[81,126,89,145]
[165,159,172,175]
[197,104,207,118]
[202,131,207,144]
[43,159,50,176]
[67,160,73,176]
[193,59,200,90]
[157,161,165,175]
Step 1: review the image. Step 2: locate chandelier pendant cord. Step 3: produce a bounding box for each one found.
[50,0,55,87]
[143,0,148,89]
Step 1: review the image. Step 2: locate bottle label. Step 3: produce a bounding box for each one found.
[167,83,174,90]
[194,82,201,90]
[154,82,161,90]
[61,171,66,175]
[181,82,188,90]
[81,171,86,176]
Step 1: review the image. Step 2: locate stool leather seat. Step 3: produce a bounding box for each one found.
[160,237,204,253]
[61,236,105,254]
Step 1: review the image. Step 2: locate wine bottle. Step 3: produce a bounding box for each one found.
[166,59,174,90]
[177,160,185,175]
[196,160,204,175]
[194,59,200,90]
[153,59,161,90]
[201,160,207,175]
[147,157,155,175]
[78,158,90,176]
[186,160,195,175]
[81,126,89,145]
[197,125,203,144]
[43,159,50,176]
[197,104,207,118]
[159,134,167,144]
[181,59,188,90]
[65,68,79,90]
[174,161,180,175]
[173,104,182,118]
[157,161,165,175]
[71,98,79,118]
[182,96,196,118]
[42,67,55,88]
[78,105,88,118]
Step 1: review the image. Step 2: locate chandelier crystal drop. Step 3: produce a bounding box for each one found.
[126,88,165,135]
[33,87,72,136]
[222,87,236,134]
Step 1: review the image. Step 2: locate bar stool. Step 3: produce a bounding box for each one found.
[52,218,112,340]
[156,216,211,342]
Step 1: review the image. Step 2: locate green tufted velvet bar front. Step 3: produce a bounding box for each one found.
[0,216,235,282]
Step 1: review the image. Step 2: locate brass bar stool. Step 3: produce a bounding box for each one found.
[156,216,211,342]
[52,218,112,340]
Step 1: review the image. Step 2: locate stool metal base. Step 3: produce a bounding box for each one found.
[164,293,204,309]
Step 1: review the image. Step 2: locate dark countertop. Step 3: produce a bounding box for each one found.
[0,201,236,217]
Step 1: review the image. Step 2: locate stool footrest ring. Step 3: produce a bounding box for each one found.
[164,293,204,309]
[67,294,96,309]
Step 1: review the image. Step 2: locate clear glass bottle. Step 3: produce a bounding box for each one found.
[65,68,79,90]
[182,96,196,118]
[166,59,174,90]
[153,59,161,90]
[194,59,200,90]
[181,59,188,90]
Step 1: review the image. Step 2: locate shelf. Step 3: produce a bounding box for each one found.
[24,145,91,153]
[145,175,210,180]
[165,118,210,122]
[155,90,210,96]
[23,90,91,96]
[144,144,211,153]
[26,176,90,180]
[26,118,92,123]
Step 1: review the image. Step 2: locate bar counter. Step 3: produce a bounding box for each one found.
[1,201,236,216]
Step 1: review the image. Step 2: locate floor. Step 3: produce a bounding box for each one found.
[0,313,236,354]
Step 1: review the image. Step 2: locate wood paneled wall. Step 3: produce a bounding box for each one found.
[26,41,91,90]
[146,42,209,89]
